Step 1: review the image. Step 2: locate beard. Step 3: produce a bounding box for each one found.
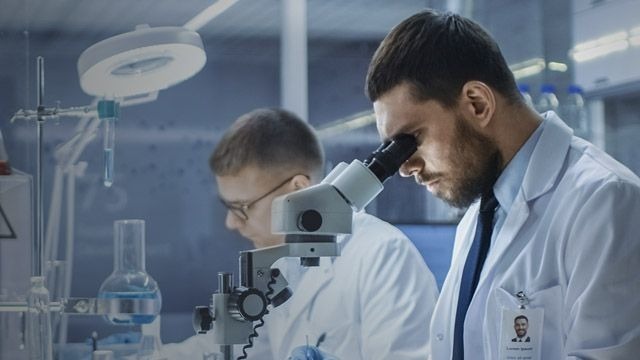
[429,115,501,208]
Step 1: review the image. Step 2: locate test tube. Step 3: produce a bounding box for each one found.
[97,101,120,187]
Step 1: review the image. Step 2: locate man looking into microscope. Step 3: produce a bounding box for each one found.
[162,107,438,359]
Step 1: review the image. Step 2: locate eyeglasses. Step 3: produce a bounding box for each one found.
[219,175,303,221]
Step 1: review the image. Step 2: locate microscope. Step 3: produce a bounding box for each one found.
[193,134,417,359]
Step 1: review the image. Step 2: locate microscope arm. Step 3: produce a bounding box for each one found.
[239,241,340,304]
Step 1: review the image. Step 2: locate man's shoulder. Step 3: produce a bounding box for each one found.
[566,139,640,189]
[339,212,421,259]
[350,213,410,244]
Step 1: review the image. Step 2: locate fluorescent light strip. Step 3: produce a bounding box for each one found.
[574,31,627,52]
[509,58,545,79]
[571,25,640,62]
[572,40,629,62]
[547,62,568,72]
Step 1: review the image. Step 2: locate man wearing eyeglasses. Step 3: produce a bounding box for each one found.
[162,108,438,359]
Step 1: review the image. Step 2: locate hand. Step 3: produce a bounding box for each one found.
[288,345,338,360]
[85,331,141,346]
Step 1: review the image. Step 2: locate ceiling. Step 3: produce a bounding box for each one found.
[0,0,446,41]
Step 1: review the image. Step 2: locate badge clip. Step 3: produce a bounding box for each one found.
[515,291,529,309]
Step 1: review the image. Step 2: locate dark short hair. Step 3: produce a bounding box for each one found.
[514,315,529,323]
[366,9,521,107]
[210,108,325,181]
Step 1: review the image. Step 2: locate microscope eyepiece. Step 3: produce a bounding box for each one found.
[364,134,417,183]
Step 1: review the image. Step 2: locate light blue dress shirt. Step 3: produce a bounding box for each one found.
[464,115,545,353]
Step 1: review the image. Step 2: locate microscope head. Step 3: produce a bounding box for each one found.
[271,134,417,236]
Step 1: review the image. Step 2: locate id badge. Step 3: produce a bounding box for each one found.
[499,292,543,360]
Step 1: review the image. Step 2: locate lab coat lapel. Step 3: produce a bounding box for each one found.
[476,112,573,288]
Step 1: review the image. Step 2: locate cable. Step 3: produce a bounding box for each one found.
[236,271,277,360]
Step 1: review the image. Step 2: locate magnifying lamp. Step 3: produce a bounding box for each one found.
[77,25,207,98]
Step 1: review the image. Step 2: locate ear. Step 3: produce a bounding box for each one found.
[459,81,496,128]
[291,174,311,190]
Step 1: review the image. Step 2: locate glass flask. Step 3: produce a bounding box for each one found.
[26,276,53,360]
[98,219,161,325]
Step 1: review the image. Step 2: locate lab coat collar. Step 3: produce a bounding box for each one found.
[475,111,573,291]
[493,120,543,213]
[521,111,573,201]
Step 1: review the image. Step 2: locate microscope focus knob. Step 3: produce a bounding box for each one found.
[297,209,323,232]
[193,306,214,334]
[229,287,268,322]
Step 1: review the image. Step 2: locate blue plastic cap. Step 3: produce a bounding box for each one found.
[97,100,120,119]
[568,85,583,94]
[540,84,556,93]
[518,84,530,93]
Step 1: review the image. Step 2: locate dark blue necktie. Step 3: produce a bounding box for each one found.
[452,191,498,360]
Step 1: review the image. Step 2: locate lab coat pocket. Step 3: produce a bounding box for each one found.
[493,285,563,358]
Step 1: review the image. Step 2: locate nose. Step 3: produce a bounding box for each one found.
[399,153,422,178]
[225,210,243,230]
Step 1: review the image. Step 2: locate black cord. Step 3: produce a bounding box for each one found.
[236,272,277,360]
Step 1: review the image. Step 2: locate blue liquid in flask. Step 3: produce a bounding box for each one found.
[98,290,161,325]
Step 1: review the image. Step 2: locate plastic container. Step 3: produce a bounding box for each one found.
[98,220,161,325]
[536,84,559,113]
[563,85,591,139]
[518,84,534,109]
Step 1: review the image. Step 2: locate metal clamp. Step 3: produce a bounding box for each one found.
[515,291,529,309]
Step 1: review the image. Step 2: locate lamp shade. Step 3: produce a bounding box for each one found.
[78,25,206,97]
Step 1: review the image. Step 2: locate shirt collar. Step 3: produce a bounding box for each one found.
[493,115,545,212]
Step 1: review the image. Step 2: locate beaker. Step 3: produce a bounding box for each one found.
[98,220,161,325]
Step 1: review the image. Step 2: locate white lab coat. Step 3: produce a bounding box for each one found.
[430,112,640,359]
[162,212,438,359]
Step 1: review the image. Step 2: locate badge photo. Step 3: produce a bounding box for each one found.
[499,307,543,360]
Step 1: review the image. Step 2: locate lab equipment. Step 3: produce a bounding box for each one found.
[562,85,590,140]
[26,276,53,360]
[2,1,238,353]
[535,84,559,113]
[0,129,10,175]
[98,220,162,325]
[136,316,166,360]
[77,25,206,98]
[98,101,120,188]
[193,134,417,360]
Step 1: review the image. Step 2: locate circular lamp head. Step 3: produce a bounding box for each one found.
[78,25,206,98]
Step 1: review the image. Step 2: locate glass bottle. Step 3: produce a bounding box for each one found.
[98,219,161,325]
[26,276,53,360]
